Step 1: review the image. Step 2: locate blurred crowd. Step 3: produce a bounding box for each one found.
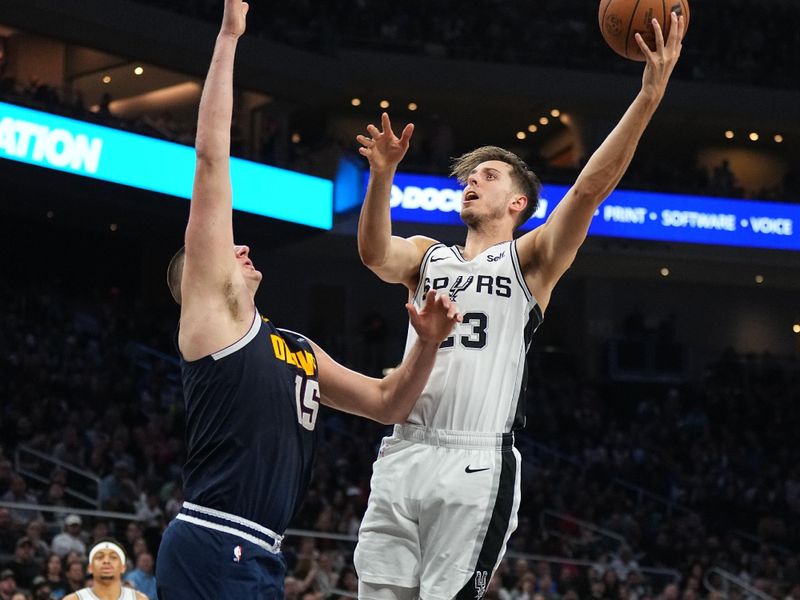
[134,0,800,91]
[1,275,799,599]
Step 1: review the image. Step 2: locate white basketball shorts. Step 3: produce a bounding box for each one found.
[354,424,522,600]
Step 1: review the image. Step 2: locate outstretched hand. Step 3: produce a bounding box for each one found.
[221,0,249,38]
[635,12,684,99]
[356,113,414,172]
[407,291,462,345]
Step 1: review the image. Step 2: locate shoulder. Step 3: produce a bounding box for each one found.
[63,593,79,600]
[135,591,150,600]
[408,235,439,254]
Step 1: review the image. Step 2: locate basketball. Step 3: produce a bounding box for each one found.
[599,0,690,61]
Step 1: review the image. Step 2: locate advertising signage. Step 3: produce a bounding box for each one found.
[0,101,333,229]
[379,171,798,251]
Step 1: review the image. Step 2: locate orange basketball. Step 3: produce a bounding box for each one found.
[599,0,690,61]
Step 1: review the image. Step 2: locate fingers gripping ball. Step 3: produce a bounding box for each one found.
[599,0,690,61]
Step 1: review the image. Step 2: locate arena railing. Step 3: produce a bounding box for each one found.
[14,444,102,508]
[0,500,138,522]
[519,436,696,519]
[703,566,777,600]
[538,509,629,554]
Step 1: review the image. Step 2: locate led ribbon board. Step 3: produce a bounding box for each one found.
[0,101,333,229]
[378,172,798,251]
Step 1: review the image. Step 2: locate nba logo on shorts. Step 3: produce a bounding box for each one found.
[474,570,488,599]
[233,545,242,563]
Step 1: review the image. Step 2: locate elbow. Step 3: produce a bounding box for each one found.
[377,408,408,426]
[194,148,223,167]
[375,393,412,425]
[357,244,386,270]
[194,136,227,166]
[572,183,611,207]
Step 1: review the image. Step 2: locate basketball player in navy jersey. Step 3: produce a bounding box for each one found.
[354,13,685,600]
[155,2,461,598]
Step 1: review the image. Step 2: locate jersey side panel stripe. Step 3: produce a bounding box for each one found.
[412,242,445,301]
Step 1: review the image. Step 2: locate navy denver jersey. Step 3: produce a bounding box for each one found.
[179,310,319,534]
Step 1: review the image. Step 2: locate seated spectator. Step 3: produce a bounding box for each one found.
[62,560,85,595]
[31,576,54,600]
[0,569,16,600]
[40,483,69,527]
[0,475,43,531]
[42,554,69,600]
[0,510,15,555]
[50,516,86,559]
[98,461,137,512]
[2,537,39,589]
[0,461,12,497]
[22,521,48,566]
[123,552,157,600]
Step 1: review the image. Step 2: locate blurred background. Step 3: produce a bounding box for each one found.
[0,0,798,599]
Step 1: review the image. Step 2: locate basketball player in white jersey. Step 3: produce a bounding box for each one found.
[353,13,685,600]
[64,540,148,600]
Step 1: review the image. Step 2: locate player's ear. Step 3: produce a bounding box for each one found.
[510,194,528,212]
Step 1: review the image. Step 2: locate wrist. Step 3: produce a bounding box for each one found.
[371,164,398,178]
[638,87,664,106]
[415,337,443,351]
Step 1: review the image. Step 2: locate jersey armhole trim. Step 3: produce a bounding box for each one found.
[210,309,262,361]
[411,242,445,301]
[510,240,537,307]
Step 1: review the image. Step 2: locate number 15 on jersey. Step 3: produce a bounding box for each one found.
[295,376,320,430]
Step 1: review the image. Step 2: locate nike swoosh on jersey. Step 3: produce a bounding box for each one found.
[430,257,449,262]
[465,465,491,474]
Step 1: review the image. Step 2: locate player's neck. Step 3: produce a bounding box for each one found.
[462,226,512,260]
[89,579,123,600]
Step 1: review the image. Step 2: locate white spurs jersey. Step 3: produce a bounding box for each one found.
[403,240,543,433]
[76,587,137,600]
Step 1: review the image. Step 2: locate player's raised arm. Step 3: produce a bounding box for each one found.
[181,0,249,306]
[356,112,437,289]
[518,13,685,303]
[315,291,461,424]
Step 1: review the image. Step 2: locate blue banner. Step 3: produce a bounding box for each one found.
[0,101,333,229]
[376,171,798,251]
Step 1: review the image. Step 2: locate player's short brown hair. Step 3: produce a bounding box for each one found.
[167,246,186,305]
[450,146,541,230]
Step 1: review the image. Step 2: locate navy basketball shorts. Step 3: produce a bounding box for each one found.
[156,504,287,600]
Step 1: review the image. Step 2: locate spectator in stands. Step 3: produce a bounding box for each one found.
[31,576,53,600]
[40,483,69,527]
[123,552,157,599]
[3,537,39,589]
[0,569,16,600]
[122,522,143,561]
[90,521,110,547]
[51,428,85,470]
[133,490,163,529]
[50,516,86,559]
[22,521,48,566]
[0,475,43,531]
[62,560,85,595]
[98,461,137,511]
[42,554,69,600]
[0,510,15,555]
[0,461,12,497]
[612,547,640,580]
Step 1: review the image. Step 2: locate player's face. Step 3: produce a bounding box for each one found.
[460,160,521,228]
[234,244,263,290]
[89,549,124,581]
